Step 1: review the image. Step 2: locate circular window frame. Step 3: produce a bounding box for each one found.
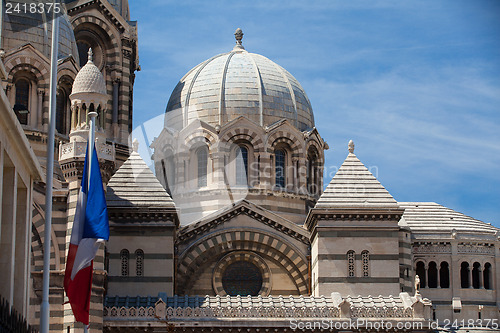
[213,251,271,296]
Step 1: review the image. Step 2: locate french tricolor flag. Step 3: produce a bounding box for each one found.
[64,146,109,324]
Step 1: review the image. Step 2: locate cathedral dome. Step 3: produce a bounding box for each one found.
[71,49,106,95]
[2,2,79,62]
[165,29,314,132]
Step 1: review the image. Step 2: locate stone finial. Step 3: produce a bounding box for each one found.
[234,28,244,49]
[348,140,355,153]
[88,48,93,63]
[132,138,139,152]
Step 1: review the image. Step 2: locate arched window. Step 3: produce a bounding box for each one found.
[235,146,248,186]
[416,261,426,288]
[440,262,450,288]
[14,78,30,125]
[120,249,129,276]
[77,41,91,68]
[222,261,263,296]
[361,250,370,277]
[97,105,104,129]
[275,149,286,188]
[135,249,144,277]
[161,155,175,195]
[161,160,168,192]
[428,261,438,288]
[56,88,66,134]
[196,146,208,188]
[472,262,481,289]
[87,103,95,127]
[307,149,319,195]
[484,263,492,290]
[347,250,355,277]
[461,262,470,288]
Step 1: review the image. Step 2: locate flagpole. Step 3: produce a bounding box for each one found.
[85,111,98,333]
[40,3,59,333]
[88,112,97,191]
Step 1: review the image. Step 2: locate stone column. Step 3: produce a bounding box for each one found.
[112,77,120,137]
[436,264,440,288]
[37,88,44,129]
[292,157,298,191]
[5,84,13,106]
[468,265,473,288]
[260,151,272,190]
[0,166,17,306]
[212,151,226,188]
[479,267,483,289]
[70,104,76,130]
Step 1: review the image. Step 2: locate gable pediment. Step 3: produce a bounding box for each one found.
[177,200,309,245]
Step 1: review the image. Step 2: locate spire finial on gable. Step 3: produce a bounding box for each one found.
[132,138,139,152]
[88,48,93,63]
[348,140,355,153]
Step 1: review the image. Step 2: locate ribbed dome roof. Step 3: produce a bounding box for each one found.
[71,49,106,95]
[165,29,314,131]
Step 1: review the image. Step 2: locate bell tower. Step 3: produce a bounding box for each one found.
[58,49,115,331]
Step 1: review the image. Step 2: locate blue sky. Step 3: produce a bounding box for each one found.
[128,0,500,226]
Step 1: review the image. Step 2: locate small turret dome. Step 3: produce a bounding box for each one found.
[71,49,106,96]
[165,29,314,132]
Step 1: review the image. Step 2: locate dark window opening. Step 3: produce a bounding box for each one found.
[416,261,426,288]
[77,41,91,68]
[461,262,470,288]
[197,147,208,187]
[484,263,492,290]
[428,261,438,288]
[235,146,248,186]
[275,149,286,188]
[135,249,144,276]
[14,79,30,125]
[56,88,66,134]
[222,261,262,296]
[120,249,129,276]
[440,261,450,288]
[472,262,481,289]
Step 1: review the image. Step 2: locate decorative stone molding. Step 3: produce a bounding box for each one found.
[314,212,403,222]
[413,242,451,254]
[458,243,495,255]
[103,293,431,324]
[59,140,115,161]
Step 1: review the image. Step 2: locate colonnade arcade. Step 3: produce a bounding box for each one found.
[415,260,493,290]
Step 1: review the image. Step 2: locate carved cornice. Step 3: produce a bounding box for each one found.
[108,210,177,223]
[306,208,404,232]
[457,242,495,255]
[413,242,451,254]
